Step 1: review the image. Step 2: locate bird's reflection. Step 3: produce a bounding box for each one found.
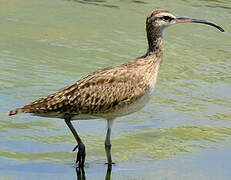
[76,166,86,180]
[105,165,112,180]
[76,165,112,180]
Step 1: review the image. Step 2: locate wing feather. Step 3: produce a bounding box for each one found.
[9,59,148,116]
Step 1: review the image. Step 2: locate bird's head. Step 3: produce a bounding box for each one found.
[146,9,225,33]
[146,9,176,29]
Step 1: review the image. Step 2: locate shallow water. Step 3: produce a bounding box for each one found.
[0,0,231,179]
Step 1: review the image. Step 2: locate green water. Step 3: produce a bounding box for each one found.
[1,0,231,179]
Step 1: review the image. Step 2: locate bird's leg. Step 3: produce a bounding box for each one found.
[105,128,112,164]
[64,114,86,167]
[105,119,115,165]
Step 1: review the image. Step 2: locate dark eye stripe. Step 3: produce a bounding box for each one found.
[162,16,173,21]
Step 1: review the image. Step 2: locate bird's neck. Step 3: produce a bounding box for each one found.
[144,26,164,58]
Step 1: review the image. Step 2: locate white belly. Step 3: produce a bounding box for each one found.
[107,89,153,118]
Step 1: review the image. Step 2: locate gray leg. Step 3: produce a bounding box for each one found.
[64,114,86,167]
[105,118,114,165]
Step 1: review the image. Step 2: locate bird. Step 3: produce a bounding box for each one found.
[8,9,224,167]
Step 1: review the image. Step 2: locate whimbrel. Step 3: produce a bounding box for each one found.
[8,9,224,167]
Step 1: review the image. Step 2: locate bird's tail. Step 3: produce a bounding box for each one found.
[8,108,28,116]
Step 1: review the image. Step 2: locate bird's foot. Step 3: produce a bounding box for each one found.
[74,142,86,167]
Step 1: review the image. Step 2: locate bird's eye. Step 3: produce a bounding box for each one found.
[162,16,171,21]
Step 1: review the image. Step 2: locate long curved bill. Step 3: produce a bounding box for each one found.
[176,17,225,32]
